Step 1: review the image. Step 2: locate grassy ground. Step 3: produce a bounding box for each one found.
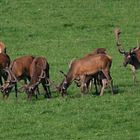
[0,0,140,139]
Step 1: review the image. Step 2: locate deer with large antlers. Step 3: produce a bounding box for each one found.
[58,53,114,96]
[1,55,35,98]
[23,57,51,100]
[114,28,140,83]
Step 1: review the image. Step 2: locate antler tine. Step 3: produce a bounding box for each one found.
[130,40,140,53]
[3,67,12,81]
[47,79,58,88]
[136,40,140,49]
[114,28,126,54]
[114,28,121,44]
[59,70,67,77]
[39,70,46,79]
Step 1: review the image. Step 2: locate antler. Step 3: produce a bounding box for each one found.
[4,67,17,83]
[130,40,140,53]
[114,28,126,55]
[59,70,67,77]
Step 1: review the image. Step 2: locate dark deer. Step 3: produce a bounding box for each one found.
[114,28,140,83]
[23,57,51,100]
[1,55,35,98]
[0,53,10,85]
[58,53,113,96]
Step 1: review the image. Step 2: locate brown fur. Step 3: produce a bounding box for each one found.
[59,54,113,96]
[1,55,35,98]
[74,48,108,94]
[24,57,51,100]
[0,53,10,85]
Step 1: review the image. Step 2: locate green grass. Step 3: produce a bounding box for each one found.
[0,0,140,139]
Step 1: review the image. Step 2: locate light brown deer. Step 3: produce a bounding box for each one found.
[58,53,114,96]
[60,48,108,95]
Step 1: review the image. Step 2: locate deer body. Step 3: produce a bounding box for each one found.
[24,57,51,99]
[1,55,35,98]
[59,54,113,96]
[114,28,140,83]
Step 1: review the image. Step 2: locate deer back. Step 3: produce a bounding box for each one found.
[29,57,49,85]
[11,55,35,78]
[0,53,10,69]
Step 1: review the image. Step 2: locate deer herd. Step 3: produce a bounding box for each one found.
[0,28,140,100]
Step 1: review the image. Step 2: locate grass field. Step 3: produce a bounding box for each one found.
[0,0,140,139]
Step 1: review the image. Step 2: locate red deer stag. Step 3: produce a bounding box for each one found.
[0,42,6,53]
[1,55,35,98]
[60,48,108,95]
[0,53,10,85]
[114,28,140,83]
[24,57,51,100]
[58,53,114,96]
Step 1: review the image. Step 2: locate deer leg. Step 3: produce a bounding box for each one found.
[1,71,8,85]
[45,78,51,98]
[0,76,3,86]
[99,79,106,96]
[36,86,40,95]
[130,65,136,84]
[15,84,18,98]
[86,79,92,93]
[93,78,99,94]
[102,70,114,95]
[35,91,38,100]
[42,79,51,98]
[80,75,87,95]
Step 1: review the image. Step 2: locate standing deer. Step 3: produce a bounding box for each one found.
[114,28,140,83]
[58,53,114,96]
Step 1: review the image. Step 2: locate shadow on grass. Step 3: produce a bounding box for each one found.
[20,83,132,101]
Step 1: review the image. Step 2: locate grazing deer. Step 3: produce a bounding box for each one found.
[60,48,108,95]
[23,57,51,100]
[114,28,140,83]
[58,53,114,96]
[1,55,35,98]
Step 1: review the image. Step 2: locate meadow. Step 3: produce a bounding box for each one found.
[0,0,140,139]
